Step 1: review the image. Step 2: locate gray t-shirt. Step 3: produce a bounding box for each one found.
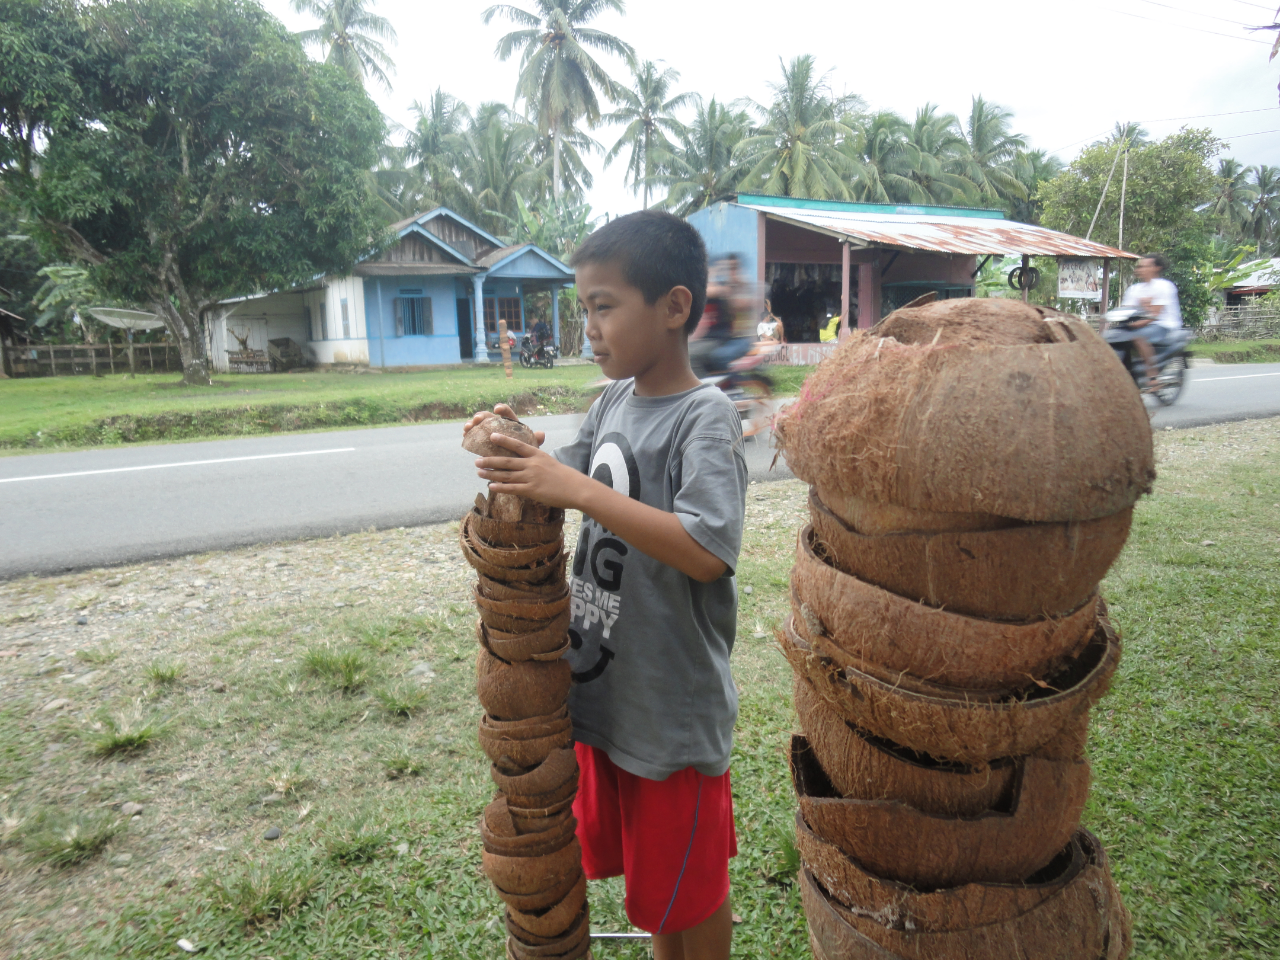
[553,380,748,781]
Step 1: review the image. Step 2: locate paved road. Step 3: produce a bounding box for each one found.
[2,363,1277,579]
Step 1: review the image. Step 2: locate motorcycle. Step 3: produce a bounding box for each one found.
[690,338,780,437]
[1102,307,1195,406]
[519,333,558,369]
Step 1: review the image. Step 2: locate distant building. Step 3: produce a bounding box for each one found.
[1224,258,1280,306]
[208,207,574,372]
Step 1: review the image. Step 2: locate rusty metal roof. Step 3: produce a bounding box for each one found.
[738,197,1136,259]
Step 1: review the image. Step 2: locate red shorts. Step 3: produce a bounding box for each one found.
[572,742,737,935]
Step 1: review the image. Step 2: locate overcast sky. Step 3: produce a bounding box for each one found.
[261,0,1280,221]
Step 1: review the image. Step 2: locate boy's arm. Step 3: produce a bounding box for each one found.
[475,433,727,583]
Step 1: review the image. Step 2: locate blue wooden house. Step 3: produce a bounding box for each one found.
[210,208,575,371]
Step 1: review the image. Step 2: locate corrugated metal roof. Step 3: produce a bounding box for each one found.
[740,201,1137,259]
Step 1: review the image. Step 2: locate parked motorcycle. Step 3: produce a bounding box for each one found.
[1102,307,1195,406]
[519,333,558,369]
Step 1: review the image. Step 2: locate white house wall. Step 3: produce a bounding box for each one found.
[306,276,369,365]
[212,293,310,373]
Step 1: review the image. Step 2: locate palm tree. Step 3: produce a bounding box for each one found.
[603,61,697,208]
[525,118,600,202]
[1008,149,1064,224]
[656,98,750,216]
[903,104,975,205]
[483,0,635,200]
[734,55,862,200]
[1209,159,1259,239]
[292,0,397,91]
[1245,165,1280,255]
[404,89,474,212]
[954,96,1028,207]
[843,110,922,203]
[456,104,544,233]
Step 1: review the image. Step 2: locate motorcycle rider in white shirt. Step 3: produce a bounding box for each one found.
[1119,253,1182,388]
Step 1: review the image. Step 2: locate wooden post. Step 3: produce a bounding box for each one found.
[127,337,135,376]
[1099,258,1111,331]
[498,318,513,379]
[108,341,115,374]
[49,344,57,376]
[1021,254,1031,303]
[840,242,851,340]
[0,338,8,379]
[858,261,878,329]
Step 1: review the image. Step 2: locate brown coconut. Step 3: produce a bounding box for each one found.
[795,810,1102,929]
[478,619,571,663]
[493,868,583,913]
[791,735,1089,888]
[815,486,1020,535]
[477,646,572,721]
[463,412,538,458]
[480,605,572,640]
[799,861,1113,960]
[794,676,1016,817]
[464,513,565,567]
[491,748,578,797]
[483,836,583,896]
[792,526,1097,690]
[504,777,580,813]
[773,307,1155,523]
[506,873,588,939]
[476,586,572,620]
[507,905,589,948]
[479,572,570,601]
[460,524,565,583]
[778,614,1113,764]
[479,722,574,768]
[481,806,577,858]
[470,509,565,548]
[809,489,1132,621]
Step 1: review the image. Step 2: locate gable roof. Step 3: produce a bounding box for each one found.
[477,243,574,279]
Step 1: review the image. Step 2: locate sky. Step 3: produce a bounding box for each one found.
[261,0,1280,221]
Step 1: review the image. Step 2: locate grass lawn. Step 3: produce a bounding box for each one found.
[0,419,1276,959]
[0,364,817,452]
[1189,339,1280,363]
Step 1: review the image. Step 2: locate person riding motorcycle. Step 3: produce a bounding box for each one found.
[1117,253,1182,388]
[531,318,552,348]
[691,254,756,376]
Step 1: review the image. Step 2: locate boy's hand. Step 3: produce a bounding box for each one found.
[475,433,585,509]
[462,404,546,448]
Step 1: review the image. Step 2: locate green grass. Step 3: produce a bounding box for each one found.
[300,646,374,693]
[142,660,183,686]
[86,705,171,757]
[19,811,124,867]
[1188,339,1280,363]
[374,683,431,719]
[1,421,1275,959]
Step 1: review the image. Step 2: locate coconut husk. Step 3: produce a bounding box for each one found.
[464,512,564,567]
[773,310,1155,523]
[795,810,1103,929]
[506,873,588,939]
[477,646,572,722]
[482,837,583,896]
[511,806,574,834]
[800,860,1114,960]
[1105,870,1134,960]
[506,925,592,960]
[482,707,570,734]
[476,586,572,620]
[480,605,572,639]
[809,489,1132,620]
[493,868,583,913]
[479,572,570,601]
[791,735,1089,888]
[481,807,577,857]
[507,905,589,948]
[778,614,1114,764]
[492,492,526,522]
[792,526,1097,691]
[794,676,1016,816]
[461,523,566,583]
[815,485,1020,535]
[478,618,571,663]
[491,748,578,797]
[479,723,574,768]
[470,509,565,547]
[505,778,580,814]
[463,412,538,458]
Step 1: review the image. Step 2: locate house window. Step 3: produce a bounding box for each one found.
[484,297,523,334]
[303,305,314,341]
[394,296,433,336]
[341,298,351,339]
[319,301,328,340]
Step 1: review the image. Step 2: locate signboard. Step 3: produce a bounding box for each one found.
[1058,258,1101,301]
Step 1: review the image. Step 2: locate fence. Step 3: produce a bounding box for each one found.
[1200,305,1280,342]
[0,342,182,378]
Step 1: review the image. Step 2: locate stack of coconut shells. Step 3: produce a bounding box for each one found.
[460,414,592,960]
[772,297,1155,960]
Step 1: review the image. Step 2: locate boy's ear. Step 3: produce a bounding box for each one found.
[663,286,694,331]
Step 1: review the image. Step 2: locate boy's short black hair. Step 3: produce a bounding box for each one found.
[570,210,708,333]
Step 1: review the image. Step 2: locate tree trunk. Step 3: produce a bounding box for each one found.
[552,120,562,202]
[157,299,212,385]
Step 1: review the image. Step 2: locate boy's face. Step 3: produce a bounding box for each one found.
[576,260,690,381]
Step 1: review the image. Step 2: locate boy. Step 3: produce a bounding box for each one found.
[466,210,748,960]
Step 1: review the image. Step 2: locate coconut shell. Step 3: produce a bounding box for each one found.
[791,735,1089,888]
[505,777,580,813]
[810,489,1132,620]
[476,586,572,620]
[480,606,573,639]
[479,724,574,768]
[511,806,575,834]
[507,905,589,948]
[483,836,583,896]
[461,524,566,583]
[506,928,591,960]
[481,808,577,858]
[482,707,570,734]
[479,619,571,663]
[479,572,570,601]
[800,860,1114,960]
[492,491,526,522]
[470,509,565,547]
[778,614,1114,764]
[493,867,583,913]
[463,412,538,457]
[776,312,1155,522]
[794,676,1016,816]
[491,748,578,797]
[792,525,1097,690]
[477,646,572,721]
[795,810,1103,929]
[505,873,588,939]
[464,512,564,567]
[815,484,1020,535]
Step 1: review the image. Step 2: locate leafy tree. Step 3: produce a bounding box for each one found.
[842,110,921,203]
[458,103,544,233]
[292,0,397,91]
[604,61,695,209]
[902,105,975,205]
[0,192,43,336]
[403,89,474,213]
[501,192,595,259]
[1244,164,1280,255]
[1207,158,1257,238]
[735,55,862,200]
[954,96,1027,207]
[483,0,634,200]
[656,98,749,216]
[3,0,387,384]
[1008,149,1064,224]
